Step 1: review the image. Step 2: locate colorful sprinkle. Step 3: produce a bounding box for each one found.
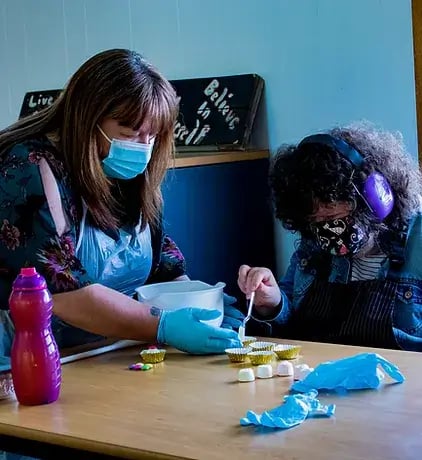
[128,362,153,371]
[129,362,144,370]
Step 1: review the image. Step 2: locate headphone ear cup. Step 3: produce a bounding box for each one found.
[361,172,394,220]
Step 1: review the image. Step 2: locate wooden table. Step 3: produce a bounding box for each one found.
[0,339,420,460]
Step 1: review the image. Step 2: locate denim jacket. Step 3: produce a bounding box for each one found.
[262,213,422,351]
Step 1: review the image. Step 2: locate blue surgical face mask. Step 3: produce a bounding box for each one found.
[98,126,154,180]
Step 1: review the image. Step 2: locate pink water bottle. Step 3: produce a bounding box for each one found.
[9,267,61,405]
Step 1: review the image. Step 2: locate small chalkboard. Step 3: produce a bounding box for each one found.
[172,74,264,150]
[19,89,62,119]
[19,73,264,150]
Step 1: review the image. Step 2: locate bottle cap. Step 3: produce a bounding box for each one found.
[11,267,47,291]
[20,267,37,276]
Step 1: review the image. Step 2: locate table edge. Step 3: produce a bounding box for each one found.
[0,423,188,460]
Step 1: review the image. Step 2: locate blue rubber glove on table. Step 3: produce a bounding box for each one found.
[157,308,241,354]
[291,352,405,393]
[240,390,335,429]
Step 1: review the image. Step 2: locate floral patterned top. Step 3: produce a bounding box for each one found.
[0,136,186,309]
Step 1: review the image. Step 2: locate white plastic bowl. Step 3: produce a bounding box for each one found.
[135,280,225,327]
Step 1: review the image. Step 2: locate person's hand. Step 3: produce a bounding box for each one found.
[157,308,241,354]
[237,265,281,315]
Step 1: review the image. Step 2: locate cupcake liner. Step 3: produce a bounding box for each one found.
[225,347,252,363]
[242,336,257,347]
[250,341,276,352]
[247,351,275,365]
[273,344,302,360]
[139,348,166,364]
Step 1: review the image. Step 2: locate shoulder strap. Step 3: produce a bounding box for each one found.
[38,158,70,237]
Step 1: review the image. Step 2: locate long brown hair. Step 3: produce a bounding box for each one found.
[0,49,179,231]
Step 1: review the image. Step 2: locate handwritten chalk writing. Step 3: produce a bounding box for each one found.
[203,79,240,130]
[28,94,55,109]
[19,90,62,119]
[174,119,211,145]
[197,101,211,120]
[174,121,190,142]
[186,120,211,145]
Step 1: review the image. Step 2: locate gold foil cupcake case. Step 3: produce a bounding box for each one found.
[225,347,252,363]
[250,341,275,352]
[139,348,167,364]
[242,336,257,347]
[273,344,302,360]
[247,351,275,365]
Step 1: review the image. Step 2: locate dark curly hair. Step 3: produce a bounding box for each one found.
[270,121,422,239]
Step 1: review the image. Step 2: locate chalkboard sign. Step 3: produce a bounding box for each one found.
[19,73,264,150]
[171,74,263,150]
[19,89,61,119]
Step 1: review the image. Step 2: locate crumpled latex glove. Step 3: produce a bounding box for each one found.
[240,390,335,429]
[292,353,405,393]
[157,307,241,354]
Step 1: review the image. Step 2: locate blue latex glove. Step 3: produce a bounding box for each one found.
[292,353,405,393]
[224,294,238,305]
[240,390,335,429]
[0,357,10,373]
[157,308,242,354]
[0,312,12,373]
[221,294,245,330]
[221,305,245,330]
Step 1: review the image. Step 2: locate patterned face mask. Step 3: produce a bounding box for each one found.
[309,216,368,256]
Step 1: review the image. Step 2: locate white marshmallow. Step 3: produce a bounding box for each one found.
[238,368,255,382]
[256,364,273,379]
[294,364,314,380]
[276,360,294,376]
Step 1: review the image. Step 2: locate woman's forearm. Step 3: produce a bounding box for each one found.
[52,284,160,342]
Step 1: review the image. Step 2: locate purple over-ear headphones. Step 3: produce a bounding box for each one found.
[298,134,395,220]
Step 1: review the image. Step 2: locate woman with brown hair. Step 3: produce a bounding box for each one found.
[0,49,240,354]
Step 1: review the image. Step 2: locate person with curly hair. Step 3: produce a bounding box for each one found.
[236,122,422,351]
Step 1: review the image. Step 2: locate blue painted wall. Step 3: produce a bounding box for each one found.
[0,0,417,275]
